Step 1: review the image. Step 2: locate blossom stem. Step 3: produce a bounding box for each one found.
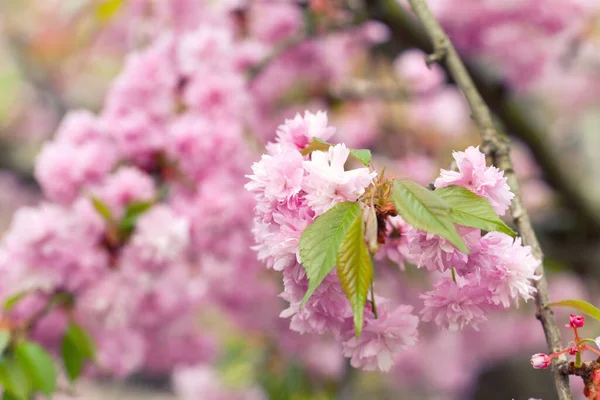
[575,352,582,368]
[451,267,457,283]
[577,338,598,347]
[370,281,378,319]
[582,345,600,357]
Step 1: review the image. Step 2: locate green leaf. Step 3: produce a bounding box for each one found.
[4,292,28,312]
[299,138,331,156]
[96,0,123,22]
[299,202,362,305]
[0,357,30,400]
[0,330,11,357]
[2,391,21,400]
[435,186,516,237]
[549,299,600,321]
[61,336,83,382]
[391,180,469,254]
[61,323,96,382]
[118,201,154,233]
[349,149,371,166]
[300,138,371,166]
[337,215,373,338]
[91,197,113,222]
[14,342,57,397]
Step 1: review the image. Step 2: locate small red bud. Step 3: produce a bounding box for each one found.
[567,314,585,328]
[568,346,579,355]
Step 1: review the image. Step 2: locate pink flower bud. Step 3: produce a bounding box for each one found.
[567,314,585,328]
[568,346,579,355]
[530,353,551,369]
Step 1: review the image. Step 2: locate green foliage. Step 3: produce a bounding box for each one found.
[91,196,113,222]
[0,330,10,357]
[14,342,57,397]
[435,186,516,237]
[118,201,154,236]
[348,149,372,166]
[300,138,372,166]
[299,202,362,305]
[0,357,30,400]
[3,292,28,312]
[61,322,96,381]
[391,180,469,253]
[549,299,600,322]
[299,138,330,156]
[337,215,373,337]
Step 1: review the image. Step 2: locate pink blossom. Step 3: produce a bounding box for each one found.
[246,150,305,203]
[2,200,108,293]
[474,232,540,307]
[394,49,446,93]
[270,111,336,153]
[303,144,376,215]
[167,116,245,181]
[183,72,249,118]
[95,329,146,378]
[280,263,351,336]
[409,87,471,137]
[104,35,177,119]
[249,2,303,45]
[35,140,117,204]
[104,111,166,163]
[421,276,491,331]
[55,110,106,145]
[406,226,480,276]
[434,146,515,215]
[94,167,156,218]
[122,205,190,272]
[342,305,419,372]
[177,27,234,76]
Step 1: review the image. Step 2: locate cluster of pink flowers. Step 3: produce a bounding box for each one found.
[0,14,275,379]
[248,113,541,371]
[247,111,420,372]
[413,147,539,331]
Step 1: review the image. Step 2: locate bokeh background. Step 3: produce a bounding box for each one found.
[0,0,600,399]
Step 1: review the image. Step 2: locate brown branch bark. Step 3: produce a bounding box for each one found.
[365,0,600,234]
[405,0,572,398]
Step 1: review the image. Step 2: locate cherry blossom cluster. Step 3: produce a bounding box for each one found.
[247,111,420,372]
[0,19,271,379]
[415,147,541,331]
[247,111,541,372]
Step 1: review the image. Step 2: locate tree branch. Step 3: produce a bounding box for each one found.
[365,0,600,234]
[405,0,572,398]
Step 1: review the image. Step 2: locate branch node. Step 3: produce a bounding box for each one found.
[425,37,449,66]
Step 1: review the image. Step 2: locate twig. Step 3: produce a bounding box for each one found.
[365,0,600,233]
[405,0,572,398]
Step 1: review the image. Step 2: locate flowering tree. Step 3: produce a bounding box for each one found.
[0,0,599,399]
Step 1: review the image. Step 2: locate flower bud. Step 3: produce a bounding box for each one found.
[568,346,579,355]
[567,314,585,328]
[530,353,551,369]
